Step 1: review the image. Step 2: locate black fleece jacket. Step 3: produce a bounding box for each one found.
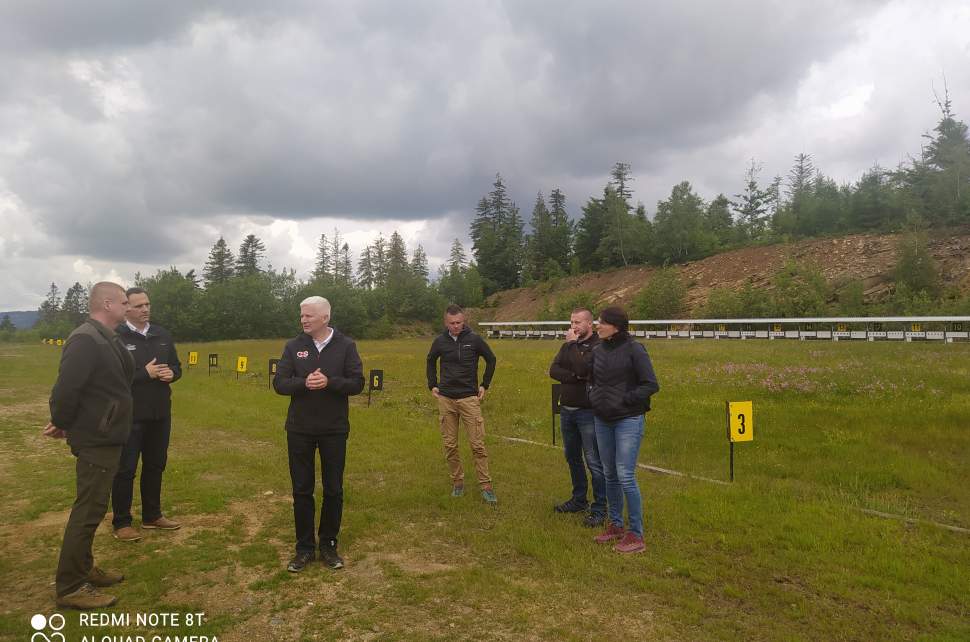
[273,329,364,435]
[116,323,181,421]
[426,326,496,399]
[49,318,135,450]
[588,332,660,421]
[548,333,600,407]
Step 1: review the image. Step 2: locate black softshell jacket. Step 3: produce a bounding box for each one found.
[273,330,364,435]
[426,327,496,399]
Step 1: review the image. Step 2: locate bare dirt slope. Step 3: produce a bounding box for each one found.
[475,229,970,321]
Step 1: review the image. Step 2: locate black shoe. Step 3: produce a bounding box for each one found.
[287,551,314,573]
[583,513,606,528]
[320,546,344,570]
[554,498,589,514]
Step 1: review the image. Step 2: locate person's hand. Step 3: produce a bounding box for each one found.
[431,387,440,399]
[157,366,175,382]
[43,422,66,439]
[306,369,328,390]
[145,358,167,379]
[564,328,577,342]
[478,386,486,401]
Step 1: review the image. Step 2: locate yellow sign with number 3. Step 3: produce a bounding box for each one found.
[727,401,753,442]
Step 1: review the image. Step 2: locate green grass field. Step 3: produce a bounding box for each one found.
[1,337,968,641]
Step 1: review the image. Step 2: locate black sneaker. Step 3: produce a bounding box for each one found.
[287,551,314,573]
[583,513,606,528]
[320,546,344,570]
[554,498,589,514]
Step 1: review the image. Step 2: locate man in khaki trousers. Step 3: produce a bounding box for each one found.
[426,305,498,504]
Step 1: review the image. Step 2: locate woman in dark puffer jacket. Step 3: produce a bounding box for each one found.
[587,306,660,553]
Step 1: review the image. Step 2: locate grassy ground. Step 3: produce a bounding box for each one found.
[0,337,968,641]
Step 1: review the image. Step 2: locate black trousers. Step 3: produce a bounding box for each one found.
[111,417,172,529]
[57,445,121,596]
[287,431,347,553]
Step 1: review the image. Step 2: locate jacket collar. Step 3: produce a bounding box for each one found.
[443,326,470,340]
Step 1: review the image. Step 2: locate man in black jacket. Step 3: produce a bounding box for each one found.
[548,308,606,527]
[111,287,182,541]
[274,296,364,572]
[45,282,134,609]
[426,304,498,504]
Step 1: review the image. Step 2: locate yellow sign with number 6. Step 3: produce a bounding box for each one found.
[727,401,753,442]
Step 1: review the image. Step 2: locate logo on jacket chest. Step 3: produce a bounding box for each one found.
[125,344,137,351]
[296,350,310,359]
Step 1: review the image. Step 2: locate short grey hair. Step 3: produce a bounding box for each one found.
[300,296,331,316]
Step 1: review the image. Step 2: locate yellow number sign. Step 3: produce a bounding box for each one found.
[236,356,248,373]
[188,351,199,366]
[727,401,753,442]
[911,323,922,332]
[56,339,64,346]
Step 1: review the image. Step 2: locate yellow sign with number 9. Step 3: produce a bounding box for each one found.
[727,401,753,442]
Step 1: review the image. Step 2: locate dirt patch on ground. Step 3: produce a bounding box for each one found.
[476,229,970,320]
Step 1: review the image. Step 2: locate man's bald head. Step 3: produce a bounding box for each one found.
[88,282,129,326]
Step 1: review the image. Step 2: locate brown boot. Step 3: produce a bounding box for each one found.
[113,526,141,542]
[142,516,181,530]
[56,582,117,610]
[87,566,124,587]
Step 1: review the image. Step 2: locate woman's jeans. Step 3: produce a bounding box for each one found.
[594,415,645,537]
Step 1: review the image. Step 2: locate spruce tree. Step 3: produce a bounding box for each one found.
[411,245,430,281]
[357,246,375,289]
[61,282,88,326]
[203,237,235,285]
[313,233,331,283]
[38,282,62,325]
[236,234,266,275]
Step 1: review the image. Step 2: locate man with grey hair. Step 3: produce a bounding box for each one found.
[274,296,364,572]
[45,282,134,609]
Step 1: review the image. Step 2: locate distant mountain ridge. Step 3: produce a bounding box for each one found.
[0,310,39,329]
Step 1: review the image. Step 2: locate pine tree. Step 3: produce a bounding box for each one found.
[236,234,266,275]
[387,231,409,280]
[609,161,634,203]
[371,234,388,288]
[448,239,467,275]
[61,282,88,326]
[38,282,62,325]
[357,246,375,289]
[411,245,429,282]
[313,233,331,283]
[328,229,344,281]
[203,237,235,285]
[547,188,573,274]
[732,159,770,239]
[574,193,609,272]
[525,191,553,281]
[339,243,354,286]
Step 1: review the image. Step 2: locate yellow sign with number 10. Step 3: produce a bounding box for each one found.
[727,401,753,442]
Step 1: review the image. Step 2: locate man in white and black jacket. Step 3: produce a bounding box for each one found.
[273,296,364,573]
[112,287,182,542]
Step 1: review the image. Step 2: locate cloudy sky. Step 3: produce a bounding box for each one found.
[1,0,969,310]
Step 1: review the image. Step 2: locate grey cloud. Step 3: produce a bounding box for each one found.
[0,0,925,277]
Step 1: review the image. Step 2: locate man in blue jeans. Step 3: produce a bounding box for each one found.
[549,308,606,528]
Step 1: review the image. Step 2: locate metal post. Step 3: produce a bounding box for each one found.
[730,442,735,482]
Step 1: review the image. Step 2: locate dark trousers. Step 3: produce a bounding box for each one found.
[287,431,347,553]
[561,407,607,517]
[111,417,172,529]
[57,445,122,596]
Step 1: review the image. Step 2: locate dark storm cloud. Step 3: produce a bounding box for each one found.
[1,0,889,268]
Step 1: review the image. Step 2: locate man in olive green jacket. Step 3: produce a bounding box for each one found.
[45,282,135,609]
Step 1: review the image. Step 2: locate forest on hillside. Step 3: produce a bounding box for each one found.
[6,92,969,342]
